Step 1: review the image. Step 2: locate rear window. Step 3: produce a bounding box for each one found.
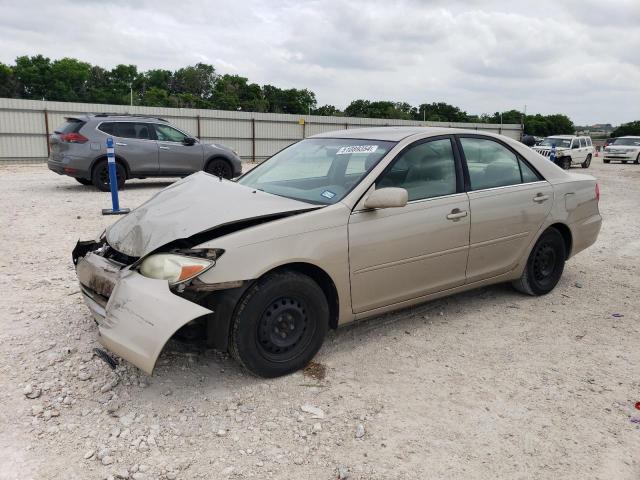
[55,119,85,134]
[99,122,153,140]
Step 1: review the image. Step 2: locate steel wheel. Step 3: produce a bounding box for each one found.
[512,227,566,296]
[257,296,313,362]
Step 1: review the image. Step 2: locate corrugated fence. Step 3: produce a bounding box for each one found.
[0,98,522,163]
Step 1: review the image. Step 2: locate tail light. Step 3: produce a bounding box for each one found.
[595,183,600,202]
[60,132,89,143]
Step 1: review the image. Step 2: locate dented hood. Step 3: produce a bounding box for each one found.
[106,172,316,257]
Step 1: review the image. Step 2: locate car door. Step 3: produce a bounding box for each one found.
[153,123,204,175]
[458,136,553,283]
[348,137,470,313]
[571,138,585,164]
[98,122,159,174]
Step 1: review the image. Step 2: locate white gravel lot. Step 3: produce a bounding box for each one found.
[0,160,639,480]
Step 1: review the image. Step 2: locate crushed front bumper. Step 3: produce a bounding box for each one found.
[76,250,212,374]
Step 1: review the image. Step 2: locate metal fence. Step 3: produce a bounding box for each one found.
[0,98,522,164]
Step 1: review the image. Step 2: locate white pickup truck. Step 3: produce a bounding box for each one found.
[532,135,594,169]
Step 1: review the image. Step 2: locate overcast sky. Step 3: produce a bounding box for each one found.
[1,0,638,125]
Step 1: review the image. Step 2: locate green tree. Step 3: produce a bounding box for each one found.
[313,105,341,116]
[0,63,17,98]
[611,121,640,137]
[212,74,266,112]
[14,55,52,99]
[172,63,216,100]
[49,58,91,102]
[418,102,468,122]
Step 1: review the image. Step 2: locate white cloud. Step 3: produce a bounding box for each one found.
[0,0,638,124]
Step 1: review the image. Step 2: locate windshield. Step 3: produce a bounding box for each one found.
[238,138,396,204]
[612,138,640,146]
[539,138,571,148]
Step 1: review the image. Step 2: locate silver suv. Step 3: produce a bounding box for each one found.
[47,114,242,191]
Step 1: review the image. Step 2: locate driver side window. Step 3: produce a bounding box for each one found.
[154,124,187,143]
[376,139,457,201]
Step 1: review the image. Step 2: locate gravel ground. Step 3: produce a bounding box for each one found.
[0,160,639,480]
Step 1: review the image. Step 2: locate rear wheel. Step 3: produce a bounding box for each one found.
[512,227,566,296]
[229,271,328,378]
[205,158,232,179]
[91,160,126,192]
[75,178,92,186]
[581,154,592,168]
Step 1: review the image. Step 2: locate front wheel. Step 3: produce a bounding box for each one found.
[559,157,571,169]
[91,160,126,192]
[581,154,592,168]
[229,271,329,378]
[512,227,566,296]
[205,158,232,179]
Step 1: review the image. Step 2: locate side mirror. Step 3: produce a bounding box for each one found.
[363,187,408,209]
[183,137,196,146]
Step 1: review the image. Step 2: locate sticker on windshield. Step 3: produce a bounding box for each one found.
[321,190,336,199]
[336,145,378,155]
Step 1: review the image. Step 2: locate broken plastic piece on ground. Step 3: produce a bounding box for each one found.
[93,347,118,370]
[611,313,624,318]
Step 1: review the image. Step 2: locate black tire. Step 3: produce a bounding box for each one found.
[229,271,329,378]
[635,154,640,165]
[559,157,571,170]
[91,160,126,192]
[622,160,628,164]
[205,158,232,179]
[512,227,566,296]
[603,159,610,164]
[581,154,592,168]
[75,178,93,186]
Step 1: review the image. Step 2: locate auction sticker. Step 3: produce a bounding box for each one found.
[321,190,336,199]
[336,145,378,155]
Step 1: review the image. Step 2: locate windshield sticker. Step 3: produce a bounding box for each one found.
[336,145,378,155]
[321,190,336,199]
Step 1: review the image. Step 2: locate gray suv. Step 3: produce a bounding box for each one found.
[47,114,243,191]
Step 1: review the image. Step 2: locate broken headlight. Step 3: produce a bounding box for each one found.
[139,254,214,285]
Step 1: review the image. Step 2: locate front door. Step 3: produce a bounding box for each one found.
[153,124,204,175]
[457,136,554,282]
[348,137,470,313]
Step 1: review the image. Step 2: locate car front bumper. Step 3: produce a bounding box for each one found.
[76,250,212,374]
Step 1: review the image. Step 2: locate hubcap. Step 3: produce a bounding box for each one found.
[258,297,307,356]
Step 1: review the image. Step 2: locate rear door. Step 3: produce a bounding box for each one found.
[153,124,204,175]
[98,122,159,174]
[458,136,553,283]
[571,138,586,164]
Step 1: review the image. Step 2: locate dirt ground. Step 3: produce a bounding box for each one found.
[0,159,639,480]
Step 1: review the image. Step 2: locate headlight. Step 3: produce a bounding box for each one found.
[139,254,214,284]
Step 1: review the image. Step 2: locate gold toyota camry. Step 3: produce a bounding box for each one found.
[73,127,602,377]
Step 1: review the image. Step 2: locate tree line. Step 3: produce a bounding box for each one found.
[0,55,576,135]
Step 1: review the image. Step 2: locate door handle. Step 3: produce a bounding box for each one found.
[446,209,468,220]
[159,146,170,150]
[115,142,127,146]
[533,193,549,203]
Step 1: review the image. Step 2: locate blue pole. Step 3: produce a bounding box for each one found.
[106,137,120,211]
[102,137,130,215]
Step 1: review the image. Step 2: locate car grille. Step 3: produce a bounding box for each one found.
[535,149,552,157]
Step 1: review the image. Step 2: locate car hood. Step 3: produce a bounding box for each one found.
[106,172,317,257]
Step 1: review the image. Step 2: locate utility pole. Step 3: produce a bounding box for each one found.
[129,83,133,106]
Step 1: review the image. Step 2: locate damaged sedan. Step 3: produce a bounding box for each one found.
[73,127,602,377]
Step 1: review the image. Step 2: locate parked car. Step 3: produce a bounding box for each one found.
[602,136,640,164]
[73,127,602,378]
[532,135,594,169]
[47,114,242,191]
[604,137,617,148]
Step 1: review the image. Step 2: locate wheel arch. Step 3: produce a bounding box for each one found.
[259,262,340,330]
[547,222,572,259]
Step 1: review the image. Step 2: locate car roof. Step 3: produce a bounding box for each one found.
[65,114,169,122]
[311,126,492,141]
[548,135,578,139]
[620,135,640,139]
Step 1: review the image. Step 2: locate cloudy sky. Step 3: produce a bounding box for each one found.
[1,0,639,125]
